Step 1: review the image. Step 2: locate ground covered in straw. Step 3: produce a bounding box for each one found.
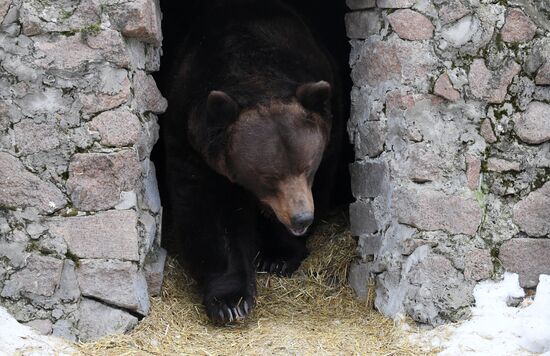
[79,213,421,355]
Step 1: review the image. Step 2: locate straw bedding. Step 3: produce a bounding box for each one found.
[78,213,422,355]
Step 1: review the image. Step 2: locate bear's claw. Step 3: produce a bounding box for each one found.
[255,254,299,277]
[206,295,255,325]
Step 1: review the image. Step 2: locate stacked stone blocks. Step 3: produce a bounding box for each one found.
[346,0,550,325]
[0,0,166,341]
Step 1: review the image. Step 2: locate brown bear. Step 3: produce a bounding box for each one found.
[160,0,343,324]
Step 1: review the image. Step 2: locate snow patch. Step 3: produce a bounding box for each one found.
[409,273,550,355]
[0,307,74,356]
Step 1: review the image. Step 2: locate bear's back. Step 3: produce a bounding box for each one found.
[171,0,334,110]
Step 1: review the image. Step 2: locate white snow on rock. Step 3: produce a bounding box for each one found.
[0,307,74,356]
[409,273,550,355]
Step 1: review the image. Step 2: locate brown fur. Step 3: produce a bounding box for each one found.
[224,100,328,233]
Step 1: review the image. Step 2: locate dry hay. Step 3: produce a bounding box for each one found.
[78,213,421,355]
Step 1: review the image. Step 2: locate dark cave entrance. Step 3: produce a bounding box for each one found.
[151,0,354,233]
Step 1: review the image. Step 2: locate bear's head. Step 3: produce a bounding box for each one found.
[190,81,332,236]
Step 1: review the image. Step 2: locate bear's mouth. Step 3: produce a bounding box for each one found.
[288,225,309,237]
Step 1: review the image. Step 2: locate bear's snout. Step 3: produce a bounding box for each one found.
[259,175,315,236]
[290,212,314,236]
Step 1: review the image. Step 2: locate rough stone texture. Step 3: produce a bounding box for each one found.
[513,182,550,237]
[345,10,381,39]
[78,298,138,342]
[24,319,53,336]
[393,187,482,236]
[535,63,550,85]
[376,0,414,8]
[500,239,550,288]
[1,255,64,298]
[480,118,497,143]
[133,71,168,114]
[514,101,550,144]
[76,259,150,316]
[501,9,537,44]
[388,9,434,41]
[48,210,140,261]
[346,0,376,10]
[66,150,142,211]
[464,249,493,282]
[350,161,389,198]
[347,1,548,326]
[144,248,167,296]
[465,155,481,190]
[469,59,521,104]
[487,158,521,173]
[0,153,66,214]
[434,72,460,101]
[108,0,162,46]
[0,0,165,341]
[88,108,142,147]
[438,1,470,25]
[403,253,474,325]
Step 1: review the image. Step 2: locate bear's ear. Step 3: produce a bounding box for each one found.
[296,81,331,113]
[206,90,239,125]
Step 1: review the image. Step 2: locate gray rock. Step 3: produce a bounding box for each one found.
[66,150,142,211]
[79,76,131,115]
[356,121,386,158]
[140,212,157,255]
[500,9,537,43]
[76,259,150,315]
[133,71,167,114]
[434,72,460,101]
[464,248,493,281]
[480,118,497,143]
[404,253,474,325]
[52,319,77,342]
[346,0,376,9]
[377,0,415,8]
[1,255,63,298]
[486,158,521,173]
[24,319,53,335]
[0,240,29,268]
[349,262,372,299]
[54,260,81,302]
[350,161,389,198]
[88,108,142,147]
[48,210,140,261]
[388,9,434,41]
[78,298,138,342]
[513,182,550,237]
[107,0,162,46]
[143,160,162,213]
[500,238,550,288]
[143,248,167,297]
[514,102,550,144]
[345,10,381,39]
[13,120,61,156]
[438,1,470,25]
[393,187,483,236]
[0,152,67,214]
[469,58,521,104]
[0,0,10,24]
[350,200,379,236]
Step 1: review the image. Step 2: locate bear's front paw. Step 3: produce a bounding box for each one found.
[203,277,256,325]
[255,253,302,277]
[204,293,255,325]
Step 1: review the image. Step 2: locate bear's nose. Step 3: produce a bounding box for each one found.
[290,212,314,233]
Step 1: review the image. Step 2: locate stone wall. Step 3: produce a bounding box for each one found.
[346,0,550,325]
[0,0,166,341]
